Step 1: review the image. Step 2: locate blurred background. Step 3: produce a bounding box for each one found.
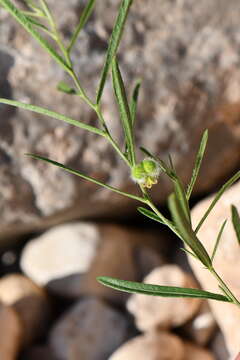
[0,0,240,359]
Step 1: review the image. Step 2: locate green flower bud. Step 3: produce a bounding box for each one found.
[131,163,146,183]
[142,158,160,177]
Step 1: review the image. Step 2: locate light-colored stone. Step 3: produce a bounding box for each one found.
[2,0,240,241]
[21,222,164,304]
[0,274,50,345]
[183,301,217,346]
[187,180,240,357]
[184,342,215,360]
[108,332,185,360]
[127,265,201,331]
[0,304,23,360]
[20,222,100,286]
[50,297,129,360]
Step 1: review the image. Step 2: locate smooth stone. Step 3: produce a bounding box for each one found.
[0,274,50,345]
[187,181,240,357]
[0,304,23,360]
[127,265,201,331]
[50,297,129,360]
[108,331,185,360]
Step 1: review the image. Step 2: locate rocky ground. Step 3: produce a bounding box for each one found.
[1,0,240,359]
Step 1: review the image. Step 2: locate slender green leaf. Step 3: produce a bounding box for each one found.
[26,154,146,203]
[218,285,232,302]
[68,0,96,52]
[173,177,191,225]
[97,277,231,302]
[211,220,227,262]
[195,171,240,234]
[57,81,78,95]
[96,0,133,103]
[168,193,212,268]
[231,205,240,245]
[0,98,104,136]
[112,58,135,165]
[138,207,164,224]
[187,130,208,200]
[0,0,71,73]
[130,79,141,126]
[180,247,198,260]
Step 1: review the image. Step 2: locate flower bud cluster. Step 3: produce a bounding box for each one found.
[131,157,160,188]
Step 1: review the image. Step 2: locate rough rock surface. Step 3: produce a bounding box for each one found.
[21,222,164,303]
[127,265,201,331]
[108,332,185,360]
[49,297,129,360]
[1,0,240,240]
[187,180,240,357]
[0,304,23,360]
[0,274,50,345]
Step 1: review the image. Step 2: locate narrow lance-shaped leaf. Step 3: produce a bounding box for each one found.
[96,0,133,103]
[187,130,208,200]
[211,219,227,262]
[138,207,164,224]
[168,193,212,268]
[26,154,145,203]
[231,205,240,245]
[97,277,231,302]
[130,79,141,126]
[0,98,104,136]
[112,58,135,165]
[195,171,240,234]
[0,0,71,73]
[173,176,191,225]
[67,0,96,53]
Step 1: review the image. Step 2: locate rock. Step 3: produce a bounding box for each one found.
[20,346,56,360]
[187,180,240,357]
[0,274,50,345]
[0,304,23,360]
[127,265,201,331]
[108,332,185,360]
[182,301,217,346]
[184,342,215,360]
[2,0,240,240]
[210,331,229,360]
[49,297,130,360]
[21,222,164,303]
[20,223,100,286]
[81,224,164,304]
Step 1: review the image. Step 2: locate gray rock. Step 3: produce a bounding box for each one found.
[1,0,240,240]
[49,297,129,360]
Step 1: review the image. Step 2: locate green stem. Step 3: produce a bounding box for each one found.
[141,188,182,239]
[210,268,240,307]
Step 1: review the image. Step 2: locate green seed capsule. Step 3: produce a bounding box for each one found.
[131,163,146,181]
[142,158,160,177]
